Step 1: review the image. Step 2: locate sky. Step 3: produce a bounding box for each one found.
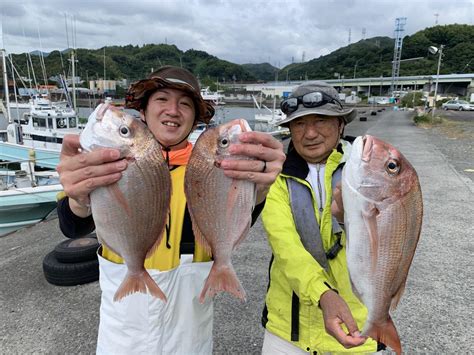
[1,0,473,68]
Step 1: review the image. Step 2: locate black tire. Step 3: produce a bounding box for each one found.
[458,107,464,111]
[54,237,99,263]
[43,251,99,286]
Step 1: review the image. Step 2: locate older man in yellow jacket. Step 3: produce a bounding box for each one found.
[261,81,384,354]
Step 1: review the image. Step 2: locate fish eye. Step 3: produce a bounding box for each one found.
[119,125,131,137]
[219,137,230,148]
[386,159,400,175]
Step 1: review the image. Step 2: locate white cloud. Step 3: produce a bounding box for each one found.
[1,0,473,68]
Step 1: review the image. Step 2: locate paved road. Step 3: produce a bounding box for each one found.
[1,110,472,354]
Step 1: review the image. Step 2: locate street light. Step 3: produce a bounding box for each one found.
[429,45,444,121]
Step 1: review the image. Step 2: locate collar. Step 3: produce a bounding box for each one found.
[162,142,193,166]
[282,138,351,179]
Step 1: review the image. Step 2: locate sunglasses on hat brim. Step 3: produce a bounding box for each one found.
[280,91,344,115]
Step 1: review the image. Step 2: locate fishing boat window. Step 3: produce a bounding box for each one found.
[56,118,67,128]
[48,117,53,128]
[33,116,47,128]
[68,117,77,128]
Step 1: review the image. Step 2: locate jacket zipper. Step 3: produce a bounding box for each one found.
[316,164,324,213]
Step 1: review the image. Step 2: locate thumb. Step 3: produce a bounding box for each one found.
[61,134,82,157]
[341,312,361,337]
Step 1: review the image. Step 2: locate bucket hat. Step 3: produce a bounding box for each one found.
[278,81,356,126]
[125,66,215,124]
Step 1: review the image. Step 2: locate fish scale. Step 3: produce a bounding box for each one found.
[80,103,171,302]
[342,135,423,355]
[184,119,256,303]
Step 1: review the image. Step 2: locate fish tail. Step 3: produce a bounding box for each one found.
[199,263,246,304]
[363,317,402,355]
[113,271,167,302]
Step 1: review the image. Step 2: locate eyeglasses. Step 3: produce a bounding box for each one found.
[280,91,343,115]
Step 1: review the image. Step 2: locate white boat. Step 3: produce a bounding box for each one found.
[0,50,82,169]
[255,108,286,124]
[0,163,63,237]
[0,47,63,236]
[9,101,31,109]
[201,87,225,106]
[252,93,286,125]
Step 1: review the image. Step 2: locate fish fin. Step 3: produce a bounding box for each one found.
[362,203,380,271]
[350,278,363,302]
[145,211,168,259]
[364,316,402,355]
[108,183,131,217]
[225,179,252,250]
[99,239,122,257]
[191,223,212,256]
[145,234,165,260]
[233,220,251,250]
[390,278,407,311]
[113,270,167,303]
[199,263,246,304]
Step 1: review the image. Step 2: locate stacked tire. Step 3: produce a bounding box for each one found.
[43,235,100,286]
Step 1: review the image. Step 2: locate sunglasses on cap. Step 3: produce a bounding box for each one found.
[280,91,343,115]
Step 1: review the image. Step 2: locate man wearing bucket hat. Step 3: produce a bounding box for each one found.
[56,66,285,354]
[260,81,383,353]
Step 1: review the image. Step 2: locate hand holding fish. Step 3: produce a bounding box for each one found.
[219,130,286,204]
[57,134,127,216]
[319,290,367,348]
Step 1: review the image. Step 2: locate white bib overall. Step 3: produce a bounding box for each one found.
[96,253,213,355]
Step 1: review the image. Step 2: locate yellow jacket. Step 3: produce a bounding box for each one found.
[261,141,378,353]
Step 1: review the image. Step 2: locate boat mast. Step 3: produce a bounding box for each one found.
[71,48,77,112]
[1,32,12,123]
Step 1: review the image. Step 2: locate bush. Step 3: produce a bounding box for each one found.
[414,113,443,125]
[414,114,431,124]
[401,92,424,108]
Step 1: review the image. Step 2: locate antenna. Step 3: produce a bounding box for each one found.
[362,28,367,40]
[64,13,70,49]
[348,28,351,45]
[0,14,4,49]
[36,24,48,88]
[390,17,407,94]
[434,13,439,25]
[302,51,305,63]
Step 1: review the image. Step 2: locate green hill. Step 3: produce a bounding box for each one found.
[280,24,474,80]
[7,24,474,88]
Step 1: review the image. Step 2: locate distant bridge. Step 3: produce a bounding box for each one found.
[240,73,474,99]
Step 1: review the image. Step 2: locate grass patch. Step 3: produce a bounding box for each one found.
[414,114,443,126]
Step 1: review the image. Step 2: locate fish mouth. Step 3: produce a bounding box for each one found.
[238,119,251,132]
[361,135,374,162]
